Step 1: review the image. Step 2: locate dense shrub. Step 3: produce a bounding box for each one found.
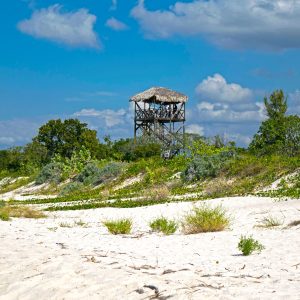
[76,162,102,185]
[35,162,64,185]
[111,138,161,161]
[59,182,84,196]
[183,151,234,182]
[238,236,264,256]
[77,161,125,186]
[182,204,230,234]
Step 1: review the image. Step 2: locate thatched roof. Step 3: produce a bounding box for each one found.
[130,87,188,103]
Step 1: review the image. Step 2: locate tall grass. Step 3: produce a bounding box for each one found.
[149,217,178,235]
[182,204,230,234]
[103,218,132,235]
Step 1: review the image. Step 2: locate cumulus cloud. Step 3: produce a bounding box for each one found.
[74,108,129,128]
[106,17,128,31]
[196,74,253,103]
[131,0,300,50]
[18,5,100,48]
[185,74,267,146]
[194,74,264,124]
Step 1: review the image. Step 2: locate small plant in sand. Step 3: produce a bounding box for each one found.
[59,222,73,228]
[238,235,265,256]
[103,218,132,235]
[74,219,87,227]
[182,204,230,234]
[0,205,46,220]
[259,215,283,228]
[149,217,178,235]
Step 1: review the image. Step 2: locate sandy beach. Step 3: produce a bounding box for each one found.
[1,196,300,299]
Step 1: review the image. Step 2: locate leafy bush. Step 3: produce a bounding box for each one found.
[182,204,230,234]
[52,147,92,177]
[238,235,265,256]
[183,151,234,182]
[59,182,84,196]
[103,218,132,235]
[149,217,178,235]
[35,162,64,184]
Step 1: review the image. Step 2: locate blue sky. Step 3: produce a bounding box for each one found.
[1,0,300,148]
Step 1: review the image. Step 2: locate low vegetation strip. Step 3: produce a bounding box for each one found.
[44,196,206,211]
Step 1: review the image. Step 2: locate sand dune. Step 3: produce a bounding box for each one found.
[1,196,300,299]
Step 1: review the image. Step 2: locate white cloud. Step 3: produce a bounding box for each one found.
[18,5,100,48]
[184,74,267,146]
[194,74,264,124]
[132,0,300,50]
[196,74,253,103]
[106,17,128,31]
[186,124,204,136]
[74,108,128,127]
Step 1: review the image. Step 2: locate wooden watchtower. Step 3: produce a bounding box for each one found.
[130,87,188,155]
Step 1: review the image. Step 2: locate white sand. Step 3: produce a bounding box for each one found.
[1,196,300,299]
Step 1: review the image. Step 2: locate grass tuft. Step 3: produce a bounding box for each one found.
[74,219,87,227]
[103,218,132,235]
[59,222,73,228]
[149,217,178,235]
[238,235,265,256]
[258,215,283,228]
[182,204,230,234]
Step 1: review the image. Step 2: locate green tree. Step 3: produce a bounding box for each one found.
[34,119,100,159]
[284,115,300,156]
[250,90,300,156]
[264,89,287,120]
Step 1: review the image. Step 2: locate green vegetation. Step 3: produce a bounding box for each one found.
[149,217,178,235]
[0,209,10,221]
[250,90,300,156]
[1,90,300,213]
[238,236,265,256]
[103,218,132,235]
[182,204,230,234]
[0,204,46,220]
